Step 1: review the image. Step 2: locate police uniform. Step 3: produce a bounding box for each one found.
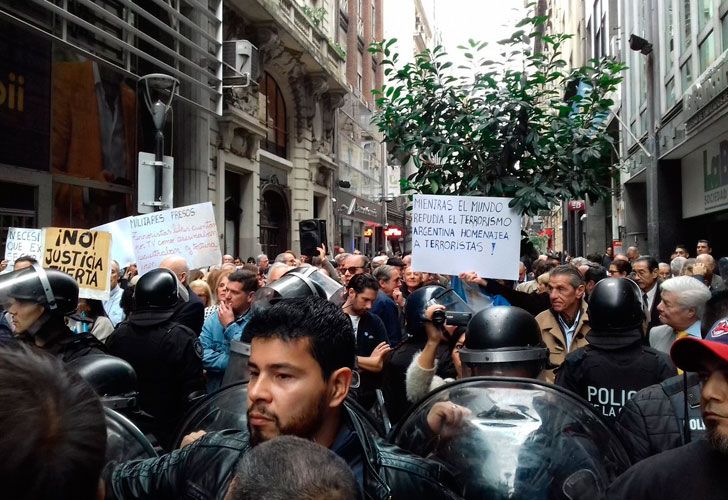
[556,278,676,423]
[107,269,205,450]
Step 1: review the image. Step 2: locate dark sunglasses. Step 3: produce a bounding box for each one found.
[343,266,365,274]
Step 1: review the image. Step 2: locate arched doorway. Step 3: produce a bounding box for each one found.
[260,186,290,258]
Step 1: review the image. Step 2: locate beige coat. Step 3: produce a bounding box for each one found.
[536,300,591,383]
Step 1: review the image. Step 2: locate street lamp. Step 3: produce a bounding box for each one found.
[139,73,179,211]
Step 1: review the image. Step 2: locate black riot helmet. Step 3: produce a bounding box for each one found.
[253,266,345,313]
[67,354,138,411]
[587,278,644,332]
[0,263,79,316]
[404,285,473,341]
[133,268,180,311]
[460,306,548,379]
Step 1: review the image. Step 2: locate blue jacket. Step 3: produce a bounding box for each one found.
[200,309,251,392]
[371,291,402,345]
[450,275,510,310]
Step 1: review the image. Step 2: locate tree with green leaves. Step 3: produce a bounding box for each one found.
[369,14,626,216]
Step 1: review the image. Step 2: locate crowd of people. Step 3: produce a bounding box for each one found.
[1,238,728,498]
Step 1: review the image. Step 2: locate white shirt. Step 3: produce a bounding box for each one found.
[645,282,658,313]
[348,314,361,335]
[103,285,125,327]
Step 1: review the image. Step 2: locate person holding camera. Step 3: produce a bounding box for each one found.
[405,303,465,403]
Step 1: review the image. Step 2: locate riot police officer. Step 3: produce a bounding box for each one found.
[0,264,105,361]
[460,305,550,379]
[107,268,205,450]
[556,278,676,423]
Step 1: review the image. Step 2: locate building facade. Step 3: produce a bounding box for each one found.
[0,0,222,256]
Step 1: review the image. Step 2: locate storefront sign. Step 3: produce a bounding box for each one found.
[4,227,43,270]
[682,132,728,217]
[337,190,384,225]
[410,194,521,280]
[567,200,586,212]
[42,227,112,300]
[130,202,222,274]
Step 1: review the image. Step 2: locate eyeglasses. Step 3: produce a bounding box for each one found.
[343,266,365,274]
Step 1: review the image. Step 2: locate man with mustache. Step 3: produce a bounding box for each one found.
[607,317,728,498]
[105,297,459,499]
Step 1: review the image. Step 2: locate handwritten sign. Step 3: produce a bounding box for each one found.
[42,227,112,300]
[130,202,222,274]
[92,216,136,268]
[4,227,43,270]
[410,194,521,280]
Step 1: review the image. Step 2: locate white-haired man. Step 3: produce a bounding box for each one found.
[649,276,711,354]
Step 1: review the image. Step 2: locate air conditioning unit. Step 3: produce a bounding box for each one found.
[222,40,259,87]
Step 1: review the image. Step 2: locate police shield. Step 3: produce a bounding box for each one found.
[173,382,250,448]
[391,377,630,499]
[105,408,157,464]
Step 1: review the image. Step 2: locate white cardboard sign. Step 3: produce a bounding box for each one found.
[130,202,222,274]
[92,216,136,268]
[410,194,521,280]
[4,227,43,270]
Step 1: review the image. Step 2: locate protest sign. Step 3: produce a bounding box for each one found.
[42,227,112,300]
[130,202,222,274]
[410,194,521,280]
[92,216,136,268]
[4,227,43,270]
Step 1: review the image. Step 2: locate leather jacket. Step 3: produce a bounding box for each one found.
[105,402,460,500]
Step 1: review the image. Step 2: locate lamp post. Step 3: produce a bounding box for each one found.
[139,73,179,211]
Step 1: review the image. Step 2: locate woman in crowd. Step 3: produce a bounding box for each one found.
[72,298,114,343]
[189,279,213,308]
[608,259,631,278]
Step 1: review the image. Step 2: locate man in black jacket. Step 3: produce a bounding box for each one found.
[607,320,728,499]
[556,278,675,423]
[107,268,205,450]
[105,297,459,499]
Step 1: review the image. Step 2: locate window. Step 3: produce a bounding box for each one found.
[681,57,693,92]
[665,77,676,108]
[699,0,716,32]
[259,72,288,158]
[723,15,728,50]
[681,0,692,52]
[664,0,674,72]
[699,31,716,72]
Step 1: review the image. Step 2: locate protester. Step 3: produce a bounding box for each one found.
[556,278,675,423]
[371,264,403,345]
[224,436,358,500]
[107,268,205,449]
[693,253,726,292]
[256,254,269,275]
[103,259,125,326]
[608,258,631,278]
[342,274,390,409]
[401,265,424,299]
[696,239,712,256]
[632,256,663,330]
[200,269,258,392]
[535,265,591,382]
[189,279,213,308]
[104,297,460,499]
[607,329,728,498]
[340,254,369,287]
[266,262,292,284]
[160,255,205,335]
[649,276,711,354]
[658,262,671,280]
[670,256,687,277]
[383,286,458,423]
[70,298,115,343]
[0,344,107,500]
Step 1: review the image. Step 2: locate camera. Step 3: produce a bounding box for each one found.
[431,310,472,327]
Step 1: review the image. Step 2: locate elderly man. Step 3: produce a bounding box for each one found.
[222,255,235,265]
[103,260,125,326]
[256,254,269,275]
[266,262,293,285]
[340,253,369,287]
[649,276,711,354]
[607,325,728,498]
[626,246,641,263]
[274,251,297,267]
[160,255,205,335]
[658,262,672,280]
[535,265,591,383]
[371,264,402,345]
[694,253,726,292]
[632,256,663,331]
